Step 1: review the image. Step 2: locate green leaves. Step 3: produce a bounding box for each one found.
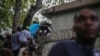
[0,0,36,30]
[0,0,76,31]
[0,0,14,30]
[34,17,39,22]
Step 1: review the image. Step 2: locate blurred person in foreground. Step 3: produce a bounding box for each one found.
[48,8,100,56]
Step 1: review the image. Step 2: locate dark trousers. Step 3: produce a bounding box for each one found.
[12,48,20,56]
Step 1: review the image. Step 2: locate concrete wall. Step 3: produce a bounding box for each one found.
[41,7,100,56]
[51,7,100,31]
[42,42,57,56]
[41,0,100,55]
[52,12,75,31]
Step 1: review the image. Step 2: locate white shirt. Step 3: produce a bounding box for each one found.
[22,30,32,41]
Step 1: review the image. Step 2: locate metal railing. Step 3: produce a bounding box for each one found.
[36,29,75,45]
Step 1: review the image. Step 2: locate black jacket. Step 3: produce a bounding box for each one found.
[48,40,99,56]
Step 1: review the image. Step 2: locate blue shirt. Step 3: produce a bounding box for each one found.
[29,23,40,36]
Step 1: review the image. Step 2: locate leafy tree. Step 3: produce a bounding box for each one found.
[0,0,14,31]
[22,0,42,29]
[0,0,37,32]
[0,0,76,33]
[13,0,21,32]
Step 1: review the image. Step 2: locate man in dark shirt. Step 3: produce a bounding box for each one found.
[48,8,100,56]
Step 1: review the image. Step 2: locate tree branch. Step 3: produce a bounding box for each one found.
[22,0,42,29]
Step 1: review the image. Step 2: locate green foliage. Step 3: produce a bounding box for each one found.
[43,0,76,9]
[20,0,35,26]
[0,0,35,30]
[0,0,75,31]
[0,0,14,30]
[43,0,64,9]
[34,17,39,22]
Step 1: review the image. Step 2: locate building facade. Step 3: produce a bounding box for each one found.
[41,0,100,56]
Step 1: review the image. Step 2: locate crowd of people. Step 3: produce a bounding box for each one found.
[0,21,51,56]
[1,7,99,56]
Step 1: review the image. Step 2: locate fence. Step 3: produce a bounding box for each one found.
[37,29,75,45]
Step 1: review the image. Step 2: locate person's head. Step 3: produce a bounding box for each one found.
[12,30,16,34]
[6,33,11,40]
[22,49,32,56]
[17,26,22,31]
[73,8,100,40]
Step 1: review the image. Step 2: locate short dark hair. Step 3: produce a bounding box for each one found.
[17,26,22,31]
[74,8,99,22]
